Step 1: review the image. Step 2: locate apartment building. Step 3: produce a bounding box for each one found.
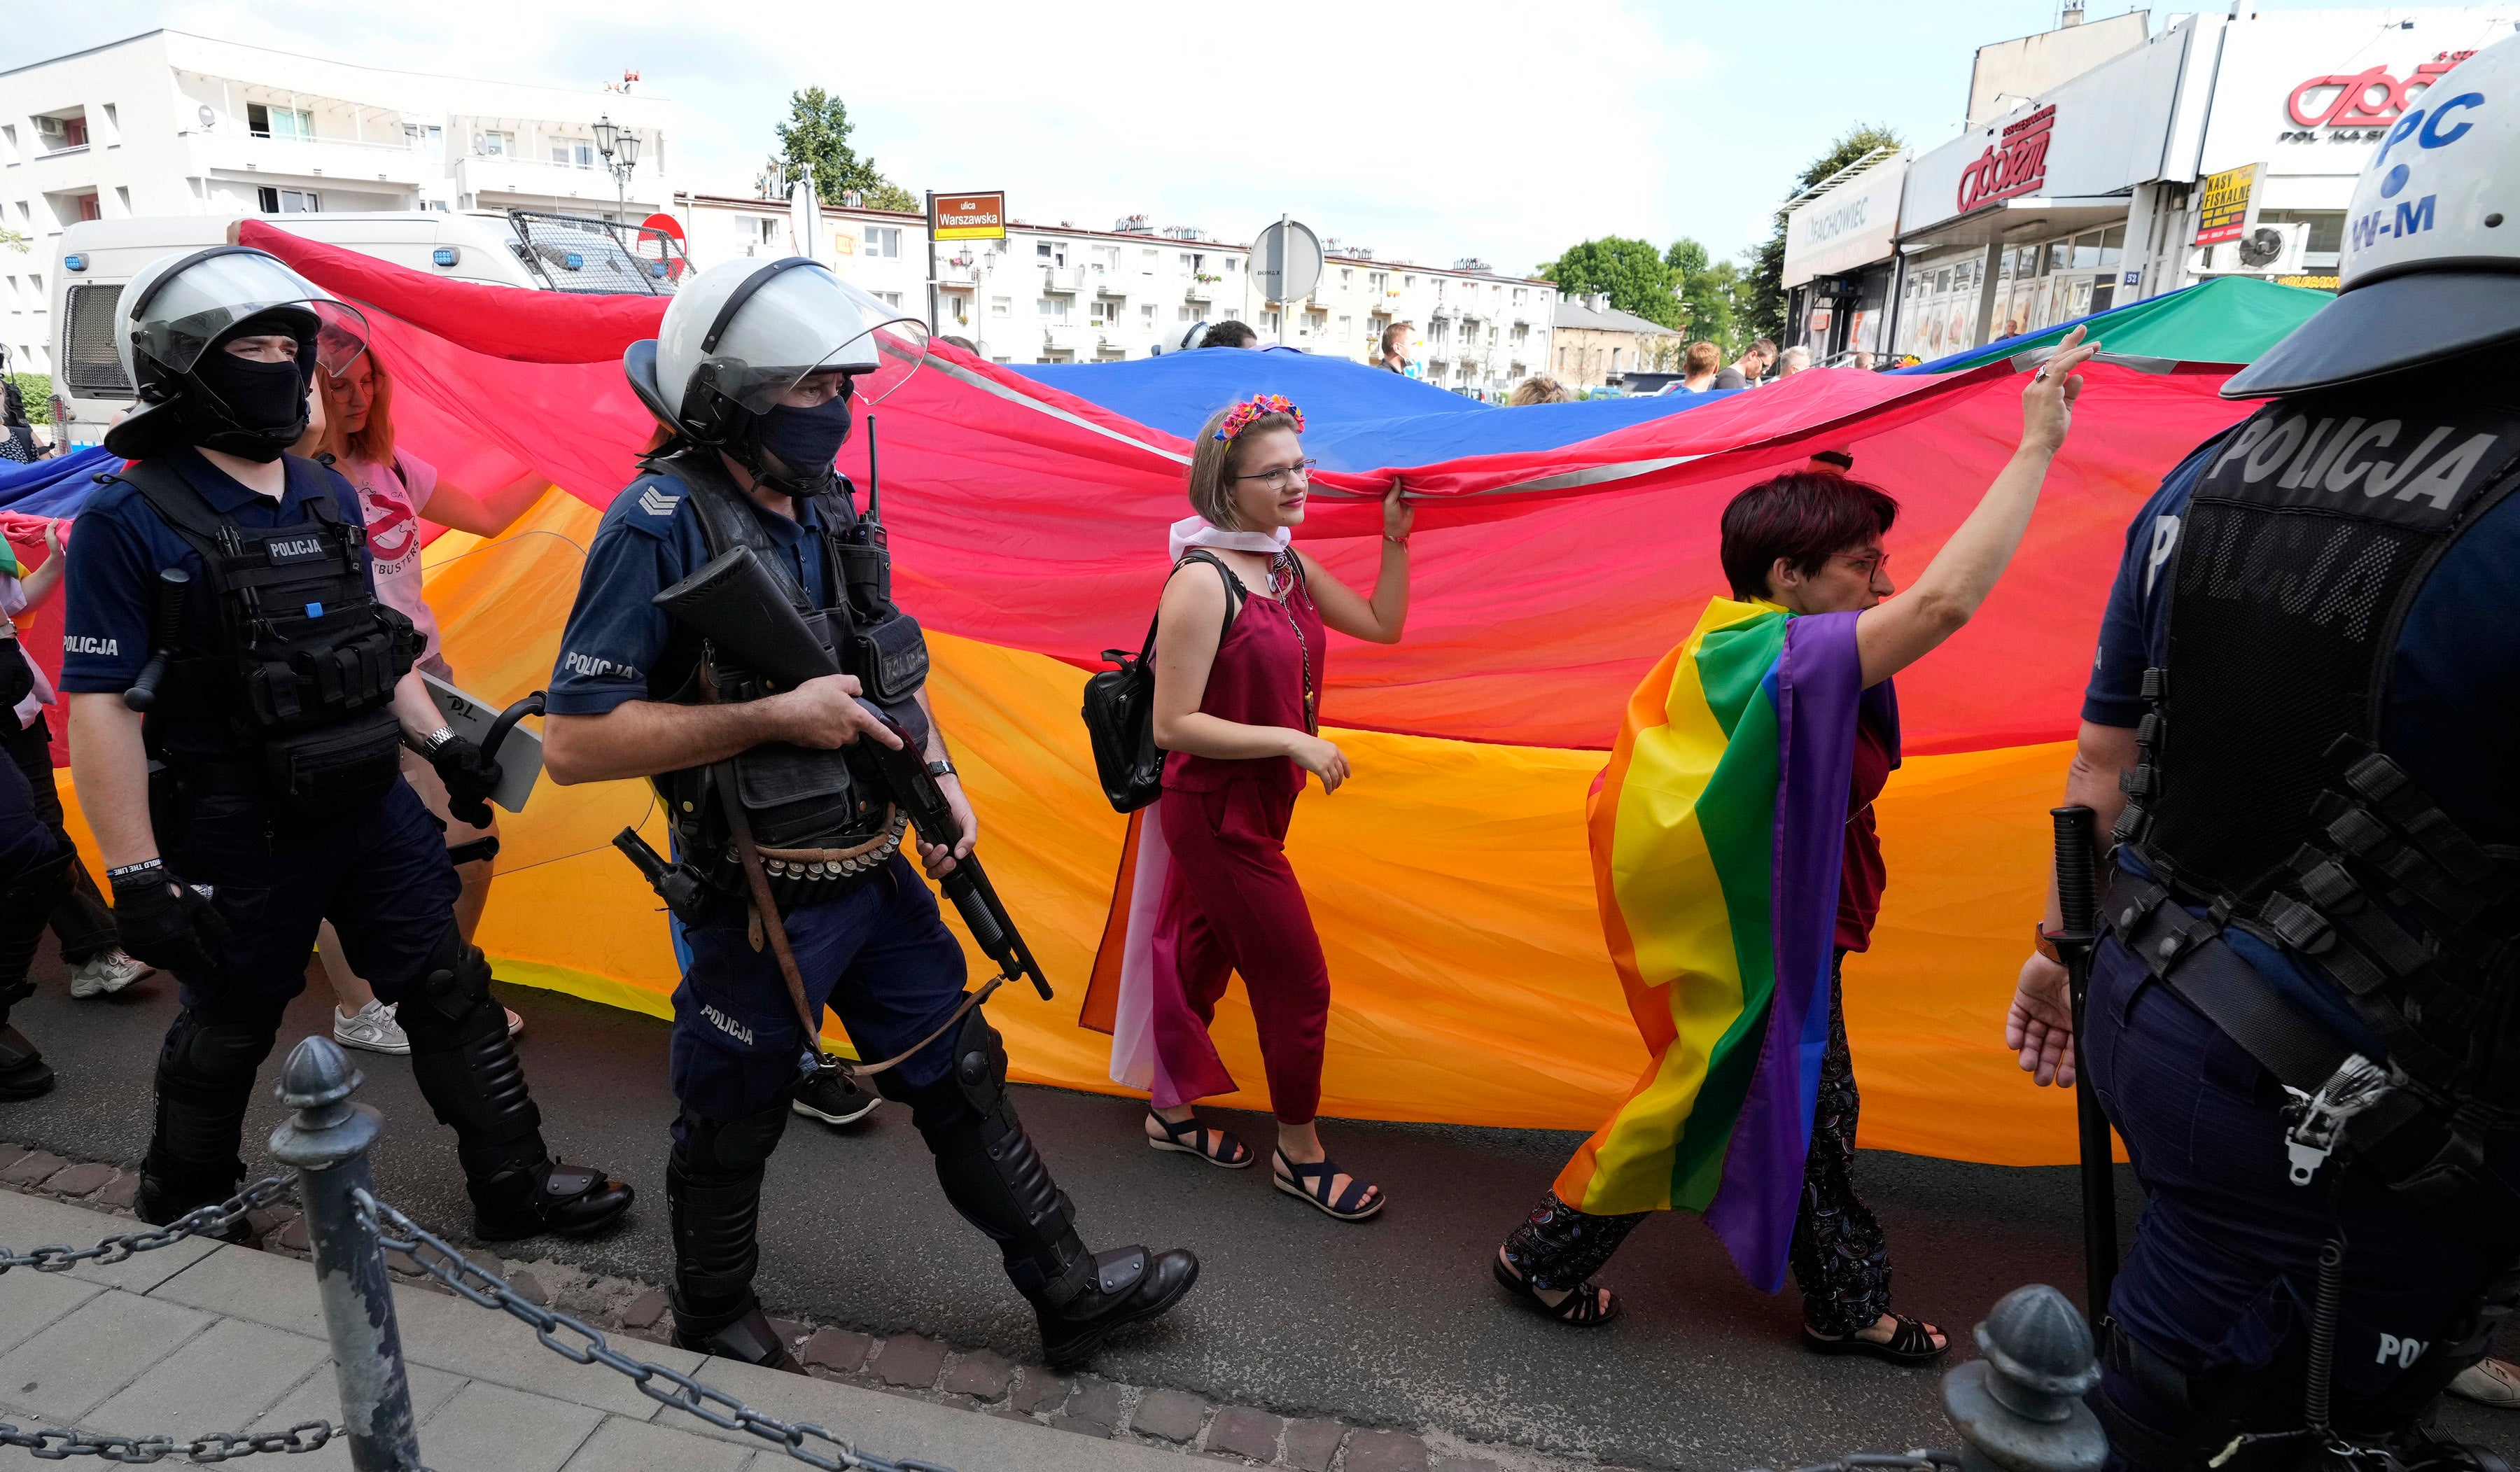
[1,29,677,370]
[679,195,1556,393]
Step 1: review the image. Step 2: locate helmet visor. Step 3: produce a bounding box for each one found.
[135,251,370,379]
[695,264,930,413]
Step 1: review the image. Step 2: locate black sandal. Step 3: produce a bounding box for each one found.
[1803,1314,1949,1365]
[1272,1149,1383,1221]
[1144,1111,1254,1169]
[1492,1252,1619,1326]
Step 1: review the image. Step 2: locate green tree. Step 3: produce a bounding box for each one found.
[1538,237,1681,328]
[774,87,916,210]
[1667,237,1740,350]
[1743,123,1903,344]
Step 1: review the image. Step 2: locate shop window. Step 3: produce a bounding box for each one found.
[2046,241,2071,275]
[2098,225,2125,268]
[2070,233,2102,271]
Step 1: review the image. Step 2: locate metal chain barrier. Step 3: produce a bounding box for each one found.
[0,1175,294,1275]
[352,1189,960,1472]
[0,1421,335,1464]
[0,1176,343,1459]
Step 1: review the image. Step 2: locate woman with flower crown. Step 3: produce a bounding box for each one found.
[1103,394,1413,1221]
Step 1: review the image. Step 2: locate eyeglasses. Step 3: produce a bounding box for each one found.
[1231,458,1318,491]
[1829,550,1891,580]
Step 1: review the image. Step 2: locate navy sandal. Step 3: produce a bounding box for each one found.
[1273,1148,1383,1221]
[1144,1111,1254,1169]
[1803,1314,1949,1365]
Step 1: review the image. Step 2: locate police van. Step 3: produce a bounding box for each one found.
[47,209,684,449]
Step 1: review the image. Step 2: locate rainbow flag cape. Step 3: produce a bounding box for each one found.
[1551,597,1893,1293]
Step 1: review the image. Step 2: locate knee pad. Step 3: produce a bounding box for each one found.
[399,934,542,1178]
[148,1002,287,1186]
[670,1098,790,1182]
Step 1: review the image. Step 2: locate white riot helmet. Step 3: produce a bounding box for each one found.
[104,246,369,458]
[624,258,926,488]
[2227,34,2520,398]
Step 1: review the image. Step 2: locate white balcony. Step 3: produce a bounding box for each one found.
[458,153,657,214]
[1041,265,1085,294]
[187,129,434,188]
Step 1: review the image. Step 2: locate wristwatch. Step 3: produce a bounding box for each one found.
[2033,925,2064,965]
[926,759,958,780]
[418,726,458,754]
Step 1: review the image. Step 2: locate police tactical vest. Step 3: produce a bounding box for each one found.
[117,455,419,818]
[2118,391,2520,1206]
[646,449,929,911]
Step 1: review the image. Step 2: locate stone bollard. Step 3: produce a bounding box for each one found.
[1942,1284,2107,1472]
[268,1036,425,1472]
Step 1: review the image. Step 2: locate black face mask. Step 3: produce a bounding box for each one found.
[189,351,309,462]
[752,393,854,488]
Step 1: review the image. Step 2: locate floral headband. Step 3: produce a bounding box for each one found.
[1216,394,1305,441]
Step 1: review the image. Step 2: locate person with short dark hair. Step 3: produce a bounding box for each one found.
[1714,339,1778,390]
[1376,322,1411,373]
[1490,329,2102,1361]
[1203,321,1259,349]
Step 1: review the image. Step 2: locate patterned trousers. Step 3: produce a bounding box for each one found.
[1502,953,1891,1336]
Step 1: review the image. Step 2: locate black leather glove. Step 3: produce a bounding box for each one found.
[427,735,501,829]
[0,640,36,712]
[111,864,230,974]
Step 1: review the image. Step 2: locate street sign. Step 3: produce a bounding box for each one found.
[933,192,1007,241]
[1252,217,1324,304]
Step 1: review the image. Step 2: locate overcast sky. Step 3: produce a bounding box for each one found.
[23,1,2360,276]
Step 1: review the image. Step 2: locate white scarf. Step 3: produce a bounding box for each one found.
[1168,514,1289,563]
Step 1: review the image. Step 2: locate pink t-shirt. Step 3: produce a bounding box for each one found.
[335,450,442,660]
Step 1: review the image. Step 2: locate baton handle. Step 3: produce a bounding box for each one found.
[2052,805,2100,947]
[122,568,192,713]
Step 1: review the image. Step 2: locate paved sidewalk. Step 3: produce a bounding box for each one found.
[0,1189,1259,1472]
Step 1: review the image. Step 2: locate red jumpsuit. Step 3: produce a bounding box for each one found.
[1148,570,1332,1124]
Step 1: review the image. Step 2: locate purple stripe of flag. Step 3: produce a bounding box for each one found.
[1706,610,1869,1293]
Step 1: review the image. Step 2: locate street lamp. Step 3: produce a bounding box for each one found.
[592,113,640,223]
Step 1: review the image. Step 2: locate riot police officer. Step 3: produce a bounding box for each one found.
[2006,38,2520,1469]
[540,258,1198,1370]
[62,246,634,1238]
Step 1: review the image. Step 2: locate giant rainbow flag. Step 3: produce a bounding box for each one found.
[13,223,2264,1170]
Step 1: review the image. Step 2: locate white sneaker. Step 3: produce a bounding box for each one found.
[333,1000,411,1056]
[504,1007,524,1039]
[2451,1358,2520,1409]
[68,949,153,1000]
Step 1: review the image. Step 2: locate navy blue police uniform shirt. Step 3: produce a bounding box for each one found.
[545,463,837,718]
[2086,428,2520,1056]
[59,449,377,761]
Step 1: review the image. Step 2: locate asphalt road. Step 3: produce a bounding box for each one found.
[3,954,2506,1471]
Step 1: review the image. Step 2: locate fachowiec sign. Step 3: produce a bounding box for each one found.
[1956,106,2055,213]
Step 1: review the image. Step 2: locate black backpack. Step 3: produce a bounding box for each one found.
[1082,551,1243,812]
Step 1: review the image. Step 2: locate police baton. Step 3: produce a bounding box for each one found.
[2051,804,2119,1321]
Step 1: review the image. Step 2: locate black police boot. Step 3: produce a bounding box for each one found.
[0,848,72,1102]
[665,1099,795,1368]
[397,938,634,1241]
[916,1012,1199,1368]
[139,1000,286,1233]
